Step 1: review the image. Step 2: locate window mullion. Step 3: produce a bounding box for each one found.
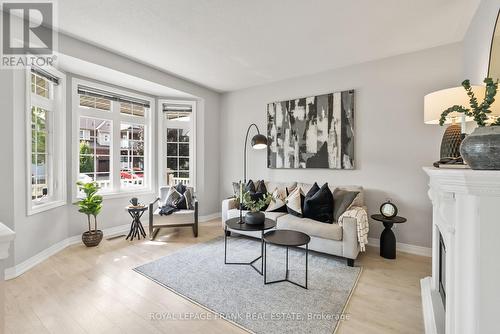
[112,102,121,192]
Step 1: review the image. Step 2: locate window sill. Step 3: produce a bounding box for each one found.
[74,189,155,202]
[28,200,66,216]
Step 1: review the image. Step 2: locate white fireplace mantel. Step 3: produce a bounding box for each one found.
[422,167,500,334]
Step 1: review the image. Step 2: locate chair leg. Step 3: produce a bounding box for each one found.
[225,230,231,237]
[150,228,160,240]
[192,223,198,238]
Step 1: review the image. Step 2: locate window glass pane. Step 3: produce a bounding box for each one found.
[167,157,178,170]
[178,172,190,178]
[166,111,190,122]
[79,117,112,191]
[32,73,50,98]
[179,129,190,142]
[179,143,189,157]
[79,95,111,111]
[167,128,178,142]
[133,104,145,117]
[179,158,189,171]
[31,106,50,201]
[120,122,145,189]
[167,143,178,156]
[120,102,133,115]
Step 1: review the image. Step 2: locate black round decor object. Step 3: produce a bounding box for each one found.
[380,200,398,218]
[440,123,463,159]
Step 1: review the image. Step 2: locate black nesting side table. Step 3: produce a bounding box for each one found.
[371,214,407,259]
[263,229,311,289]
[224,217,276,275]
[126,206,148,241]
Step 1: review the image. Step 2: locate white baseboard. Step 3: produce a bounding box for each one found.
[367,237,432,257]
[199,212,221,222]
[5,223,130,280]
[5,213,222,280]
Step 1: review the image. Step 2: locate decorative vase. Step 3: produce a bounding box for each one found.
[460,126,500,170]
[82,230,103,247]
[245,211,265,225]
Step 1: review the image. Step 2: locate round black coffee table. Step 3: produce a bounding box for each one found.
[263,229,311,289]
[224,217,276,275]
[371,214,407,259]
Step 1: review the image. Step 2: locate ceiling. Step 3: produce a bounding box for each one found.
[54,0,480,92]
[57,54,195,98]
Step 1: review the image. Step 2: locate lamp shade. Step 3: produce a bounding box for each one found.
[423,85,500,124]
[251,134,268,149]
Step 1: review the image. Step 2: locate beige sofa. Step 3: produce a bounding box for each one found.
[221,182,365,266]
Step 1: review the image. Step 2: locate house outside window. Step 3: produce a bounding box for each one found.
[73,80,153,196]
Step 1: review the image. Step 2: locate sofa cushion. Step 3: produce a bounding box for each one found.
[276,214,342,241]
[332,189,360,222]
[153,208,196,225]
[285,186,304,217]
[303,183,334,223]
[226,208,287,222]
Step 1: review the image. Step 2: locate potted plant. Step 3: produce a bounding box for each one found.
[242,191,272,225]
[76,181,104,247]
[440,78,500,169]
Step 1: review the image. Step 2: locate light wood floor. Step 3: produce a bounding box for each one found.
[5,220,430,334]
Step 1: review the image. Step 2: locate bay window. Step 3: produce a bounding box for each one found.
[73,80,152,196]
[27,67,66,214]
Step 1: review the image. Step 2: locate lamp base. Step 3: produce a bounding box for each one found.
[440,124,462,159]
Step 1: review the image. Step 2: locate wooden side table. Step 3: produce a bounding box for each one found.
[126,206,148,241]
[370,214,407,259]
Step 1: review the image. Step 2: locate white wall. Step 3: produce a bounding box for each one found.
[0,70,15,268]
[3,31,222,268]
[220,44,463,248]
[462,0,500,82]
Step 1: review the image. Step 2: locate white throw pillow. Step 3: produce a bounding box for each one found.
[285,186,303,217]
[265,187,286,212]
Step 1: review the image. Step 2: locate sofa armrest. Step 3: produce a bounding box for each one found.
[221,197,238,228]
[341,216,360,260]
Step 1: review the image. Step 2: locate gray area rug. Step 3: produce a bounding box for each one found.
[135,236,361,334]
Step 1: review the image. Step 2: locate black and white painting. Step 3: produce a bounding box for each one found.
[267,90,354,169]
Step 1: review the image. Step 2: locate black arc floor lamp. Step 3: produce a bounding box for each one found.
[238,123,268,223]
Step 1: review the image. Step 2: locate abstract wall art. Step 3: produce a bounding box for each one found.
[267,90,355,169]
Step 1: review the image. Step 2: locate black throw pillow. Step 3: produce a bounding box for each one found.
[175,183,186,195]
[305,182,320,199]
[303,183,334,223]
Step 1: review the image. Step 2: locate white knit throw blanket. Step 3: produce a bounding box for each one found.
[338,206,369,252]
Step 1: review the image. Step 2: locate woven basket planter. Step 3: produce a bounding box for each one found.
[82,230,103,247]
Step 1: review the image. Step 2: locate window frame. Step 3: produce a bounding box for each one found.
[159,99,197,190]
[25,66,67,215]
[72,78,154,200]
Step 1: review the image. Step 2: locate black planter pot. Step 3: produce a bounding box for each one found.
[82,230,103,247]
[245,211,265,225]
[460,127,500,170]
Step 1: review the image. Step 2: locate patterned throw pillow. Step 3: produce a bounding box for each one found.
[265,187,287,212]
[165,187,182,207]
[285,186,304,217]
